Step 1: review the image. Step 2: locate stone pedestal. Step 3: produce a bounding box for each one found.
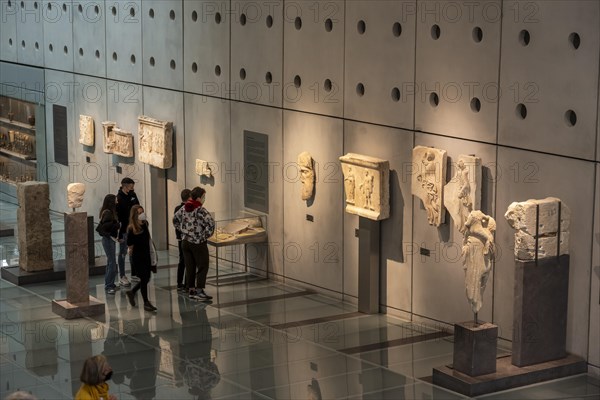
[52,212,104,319]
[17,182,53,271]
[358,217,380,314]
[512,255,569,367]
[453,321,498,376]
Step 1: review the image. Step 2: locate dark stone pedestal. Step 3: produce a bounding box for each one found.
[52,296,105,319]
[453,321,497,376]
[358,217,380,314]
[513,255,569,367]
[433,354,586,397]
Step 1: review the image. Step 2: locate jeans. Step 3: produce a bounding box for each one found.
[102,236,117,290]
[118,232,133,277]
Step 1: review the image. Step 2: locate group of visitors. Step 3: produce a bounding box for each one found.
[97,179,216,312]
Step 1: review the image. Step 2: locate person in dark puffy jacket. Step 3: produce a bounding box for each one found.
[98,194,120,294]
[116,177,139,287]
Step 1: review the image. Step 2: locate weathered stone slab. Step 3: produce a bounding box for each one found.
[412,146,447,226]
[78,114,94,146]
[138,115,173,169]
[444,155,481,233]
[17,182,53,272]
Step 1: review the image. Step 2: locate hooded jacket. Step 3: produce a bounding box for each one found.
[173,199,215,244]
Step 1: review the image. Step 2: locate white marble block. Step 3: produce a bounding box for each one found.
[78,115,94,146]
[339,153,390,221]
[67,182,86,210]
[195,159,213,177]
[444,155,482,233]
[111,128,134,158]
[298,151,315,201]
[102,121,117,154]
[505,197,570,261]
[412,146,447,226]
[138,115,173,169]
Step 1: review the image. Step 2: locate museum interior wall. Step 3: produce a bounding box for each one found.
[0,0,599,374]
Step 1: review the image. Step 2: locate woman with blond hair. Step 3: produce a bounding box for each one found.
[125,205,157,311]
[75,355,116,400]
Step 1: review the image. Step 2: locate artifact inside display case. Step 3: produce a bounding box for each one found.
[138,115,173,169]
[0,96,40,187]
[209,215,267,245]
[67,182,86,210]
[297,151,314,201]
[412,146,447,226]
[339,153,390,221]
[505,197,570,260]
[195,159,213,177]
[444,155,481,233]
[78,115,94,146]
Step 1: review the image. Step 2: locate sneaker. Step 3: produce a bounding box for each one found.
[125,290,136,306]
[197,289,213,300]
[177,284,186,292]
[188,290,199,299]
[143,303,157,311]
[106,288,116,295]
[119,276,131,287]
[130,275,141,282]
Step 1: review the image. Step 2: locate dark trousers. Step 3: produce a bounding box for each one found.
[182,240,209,290]
[131,272,151,304]
[177,240,186,286]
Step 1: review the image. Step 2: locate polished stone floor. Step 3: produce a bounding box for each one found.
[1,197,599,399]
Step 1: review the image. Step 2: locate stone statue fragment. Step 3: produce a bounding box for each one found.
[462,210,495,315]
[504,197,570,260]
[138,115,173,169]
[112,128,134,158]
[67,182,86,210]
[444,155,482,233]
[102,121,117,154]
[412,146,447,226]
[78,115,94,146]
[297,151,314,201]
[339,153,389,221]
[195,159,213,177]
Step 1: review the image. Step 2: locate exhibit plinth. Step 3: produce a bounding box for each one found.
[432,354,587,397]
[453,321,497,376]
[358,217,380,314]
[52,212,104,319]
[512,255,569,367]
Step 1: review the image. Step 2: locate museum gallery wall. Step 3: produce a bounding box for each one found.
[0,1,598,375]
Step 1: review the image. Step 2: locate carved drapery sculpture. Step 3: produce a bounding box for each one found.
[412,146,447,226]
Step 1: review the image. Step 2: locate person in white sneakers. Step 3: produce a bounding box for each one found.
[173,187,215,301]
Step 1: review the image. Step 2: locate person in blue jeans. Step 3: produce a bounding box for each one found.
[98,194,120,294]
[116,177,139,287]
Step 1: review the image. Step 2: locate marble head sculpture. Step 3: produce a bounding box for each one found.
[67,182,86,210]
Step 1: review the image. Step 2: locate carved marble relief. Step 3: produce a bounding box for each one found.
[138,115,173,169]
[67,182,86,210]
[462,210,496,315]
[339,153,389,221]
[195,159,213,177]
[444,155,482,233]
[297,151,314,201]
[102,121,117,154]
[505,197,570,261]
[412,146,447,226]
[111,128,134,158]
[78,115,94,146]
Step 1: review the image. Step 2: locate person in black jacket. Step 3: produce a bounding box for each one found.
[125,205,157,312]
[175,188,191,291]
[98,194,120,294]
[116,177,139,287]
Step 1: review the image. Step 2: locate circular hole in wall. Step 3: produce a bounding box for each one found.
[111,6,117,16]
[49,43,53,52]
[130,54,135,64]
[266,15,273,28]
[8,0,12,7]
[391,87,401,102]
[34,1,37,9]
[149,8,154,18]
[516,103,527,119]
[112,52,117,61]
[169,10,175,20]
[240,13,247,26]
[215,12,221,24]
[8,38,13,46]
[569,32,580,50]
[47,2,51,10]
[325,18,333,32]
[62,3,67,12]
[265,71,272,84]
[565,110,577,127]
[356,83,365,97]
[431,24,441,40]
[393,22,402,37]
[130,7,135,17]
[192,62,198,73]
[78,4,82,13]
[95,50,100,58]
[63,45,68,54]
[34,42,39,50]
[21,40,25,48]
[294,17,302,30]
[357,20,366,34]
[472,26,483,43]
[240,68,246,80]
[79,47,84,56]
[94,5,99,15]
[324,79,332,92]
[294,75,302,88]
[192,10,197,22]
[519,29,530,46]
[470,97,481,112]
[20,1,23,8]
[215,65,221,76]
[170,59,176,70]
[149,56,155,66]
[429,92,439,107]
